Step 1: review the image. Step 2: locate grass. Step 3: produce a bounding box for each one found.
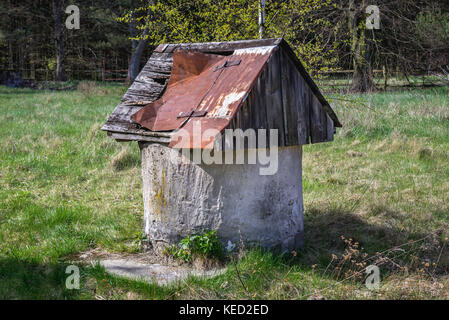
[0,83,448,299]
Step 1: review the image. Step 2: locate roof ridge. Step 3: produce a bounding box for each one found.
[154,38,283,53]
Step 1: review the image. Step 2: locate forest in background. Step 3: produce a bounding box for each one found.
[1,0,448,92]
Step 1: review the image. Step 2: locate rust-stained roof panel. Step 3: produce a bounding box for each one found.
[132,46,276,148]
[131,51,226,132]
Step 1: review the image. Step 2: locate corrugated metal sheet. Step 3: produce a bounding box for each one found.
[131,46,276,149]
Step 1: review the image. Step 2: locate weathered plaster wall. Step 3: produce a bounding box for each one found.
[140,143,304,252]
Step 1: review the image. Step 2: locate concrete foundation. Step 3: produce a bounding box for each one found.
[140,143,304,252]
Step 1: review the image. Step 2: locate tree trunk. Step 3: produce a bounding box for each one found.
[127,0,139,82]
[258,0,266,39]
[127,2,153,83]
[351,29,374,92]
[53,0,66,81]
[129,0,138,52]
[349,0,374,92]
[128,28,149,83]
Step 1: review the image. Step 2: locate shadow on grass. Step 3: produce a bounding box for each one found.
[0,256,177,300]
[233,206,449,281]
[0,257,84,300]
[296,207,449,275]
[204,208,449,299]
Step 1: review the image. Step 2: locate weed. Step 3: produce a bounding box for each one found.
[307,232,449,298]
[165,230,224,263]
[133,231,148,250]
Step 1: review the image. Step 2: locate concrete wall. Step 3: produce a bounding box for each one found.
[140,143,304,252]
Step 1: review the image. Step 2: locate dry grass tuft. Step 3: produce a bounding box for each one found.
[192,256,224,271]
[347,150,364,157]
[87,123,102,142]
[304,231,449,299]
[417,147,434,160]
[124,292,142,300]
[2,136,18,153]
[77,81,98,95]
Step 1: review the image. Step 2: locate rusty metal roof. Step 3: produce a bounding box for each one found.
[102,39,341,146]
[131,46,276,149]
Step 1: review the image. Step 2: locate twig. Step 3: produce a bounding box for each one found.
[359,233,435,266]
[323,256,335,275]
[432,241,446,278]
[302,231,439,299]
[232,256,248,294]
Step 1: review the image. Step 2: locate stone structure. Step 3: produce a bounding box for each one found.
[140,143,304,251]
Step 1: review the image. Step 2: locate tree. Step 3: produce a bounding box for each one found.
[348,0,374,92]
[126,0,153,83]
[119,0,343,77]
[53,0,67,81]
[2,0,447,88]
[266,0,342,77]
[0,0,133,81]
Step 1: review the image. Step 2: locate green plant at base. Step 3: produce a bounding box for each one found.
[133,231,148,249]
[167,230,224,263]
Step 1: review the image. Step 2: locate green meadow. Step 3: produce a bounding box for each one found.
[0,83,448,299]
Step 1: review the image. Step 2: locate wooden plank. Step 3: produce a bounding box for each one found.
[300,76,311,144]
[109,132,171,144]
[101,122,139,133]
[101,121,172,137]
[144,59,172,74]
[236,95,253,150]
[293,72,308,145]
[135,72,170,83]
[122,79,166,101]
[251,68,269,147]
[106,104,143,124]
[139,54,173,76]
[147,52,174,61]
[309,94,327,143]
[320,98,329,141]
[240,95,252,132]
[253,72,268,131]
[124,83,165,96]
[140,65,171,76]
[264,48,285,147]
[121,93,157,103]
[121,52,174,101]
[280,50,300,146]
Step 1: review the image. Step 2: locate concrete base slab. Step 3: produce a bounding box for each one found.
[100,259,226,285]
